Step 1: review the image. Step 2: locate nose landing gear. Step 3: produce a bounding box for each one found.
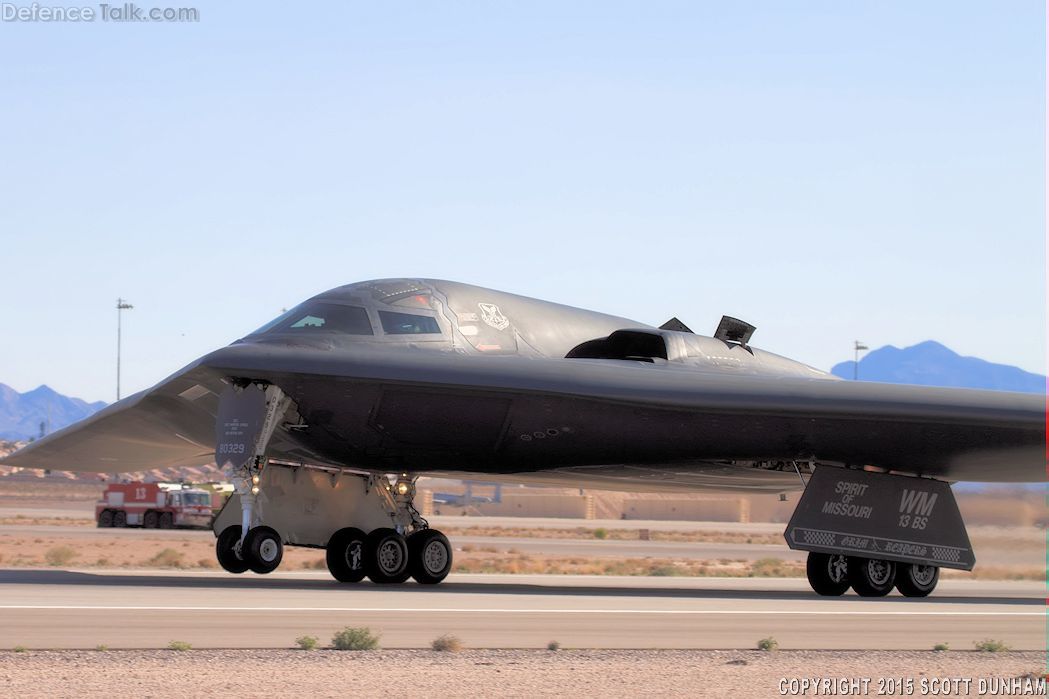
[215,525,250,574]
[243,525,284,574]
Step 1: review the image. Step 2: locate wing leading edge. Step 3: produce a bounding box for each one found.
[2,342,1041,485]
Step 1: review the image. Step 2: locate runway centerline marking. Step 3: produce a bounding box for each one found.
[0,605,1037,616]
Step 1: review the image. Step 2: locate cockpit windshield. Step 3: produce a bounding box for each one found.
[252,303,374,336]
[378,310,441,335]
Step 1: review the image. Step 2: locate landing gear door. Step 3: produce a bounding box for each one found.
[785,468,974,571]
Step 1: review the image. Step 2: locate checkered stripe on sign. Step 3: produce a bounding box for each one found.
[800,529,836,547]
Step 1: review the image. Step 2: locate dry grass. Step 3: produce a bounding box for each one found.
[451,552,805,578]
[44,545,77,566]
[1,528,1043,580]
[940,566,1046,581]
[442,525,784,546]
[145,548,187,568]
[0,516,94,527]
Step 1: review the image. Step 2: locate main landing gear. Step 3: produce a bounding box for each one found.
[216,509,453,585]
[316,475,454,585]
[322,525,453,585]
[805,552,940,597]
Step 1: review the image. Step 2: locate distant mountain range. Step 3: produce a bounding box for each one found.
[0,340,1041,441]
[831,340,1045,393]
[0,384,107,441]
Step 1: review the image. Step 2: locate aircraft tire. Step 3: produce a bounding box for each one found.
[215,525,250,574]
[97,510,113,528]
[326,527,368,583]
[805,552,850,596]
[365,528,410,584]
[408,529,453,585]
[113,510,127,528]
[243,526,283,574]
[143,511,158,529]
[895,563,939,597]
[159,512,174,529]
[848,556,896,597]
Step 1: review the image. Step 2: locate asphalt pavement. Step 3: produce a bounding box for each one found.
[0,569,1040,650]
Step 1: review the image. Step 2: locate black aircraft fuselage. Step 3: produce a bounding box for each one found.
[4,278,1043,492]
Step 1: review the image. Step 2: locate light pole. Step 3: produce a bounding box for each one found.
[116,298,133,400]
[853,340,868,380]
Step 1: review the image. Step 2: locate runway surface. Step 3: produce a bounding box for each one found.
[0,569,1041,650]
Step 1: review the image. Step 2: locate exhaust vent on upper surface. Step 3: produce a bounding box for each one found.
[714,316,756,348]
[566,330,668,363]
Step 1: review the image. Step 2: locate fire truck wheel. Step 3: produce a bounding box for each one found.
[215,525,250,574]
[112,510,127,528]
[326,527,368,583]
[365,528,410,584]
[97,510,113,528]
[143,511,158,529]
[408,529,453,585]
[158,512,174,529]
[244,526,283,574]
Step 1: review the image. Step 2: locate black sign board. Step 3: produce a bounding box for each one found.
[785,468,974,570]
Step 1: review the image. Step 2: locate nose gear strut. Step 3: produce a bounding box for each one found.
[214,381,291,573]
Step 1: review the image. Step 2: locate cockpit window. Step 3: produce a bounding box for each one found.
[256,303,374,335]
[379,310,441,335]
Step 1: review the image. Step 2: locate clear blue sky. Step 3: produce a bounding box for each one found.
[1,1,1044,403]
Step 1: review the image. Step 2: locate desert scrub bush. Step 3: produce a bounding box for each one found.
[757,637,778,651]
[147,548,186,568]
[295,635,319,651]
[332,627,380,651]
[431,634,463,652]
[973,639,1010,652]
[593,528,608,540]
[95,644,109,651]
[12,646,26,653]
[933,642,949,652]
[546,640,561,651]
[45,545,77,566]
[167,640,192,651]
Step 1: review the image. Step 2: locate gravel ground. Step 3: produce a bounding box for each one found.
[0,649,1044,698]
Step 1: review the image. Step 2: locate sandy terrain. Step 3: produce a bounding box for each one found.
[0,520,1042,579]
[0,649,1043,698]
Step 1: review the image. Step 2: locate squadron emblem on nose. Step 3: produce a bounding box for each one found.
[478,302,510,330]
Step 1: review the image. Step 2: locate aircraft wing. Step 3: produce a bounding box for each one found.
[1,343,1043,484]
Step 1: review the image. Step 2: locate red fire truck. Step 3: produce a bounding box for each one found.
[95,482,215,529]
